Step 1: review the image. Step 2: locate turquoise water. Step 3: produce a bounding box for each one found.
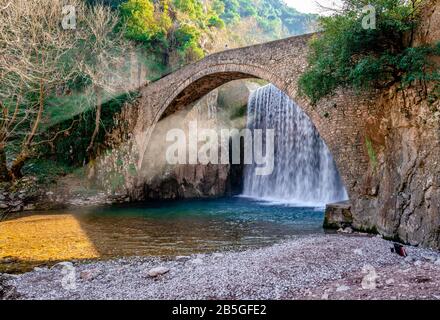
[71,197,325,258]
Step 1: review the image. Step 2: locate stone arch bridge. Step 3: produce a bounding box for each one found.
[97,32,440,249]
[130,33,369,203]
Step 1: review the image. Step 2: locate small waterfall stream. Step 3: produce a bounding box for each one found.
[242,84,348,206]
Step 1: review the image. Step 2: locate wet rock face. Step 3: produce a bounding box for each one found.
[142,163,233,200]
[139,82,253,200]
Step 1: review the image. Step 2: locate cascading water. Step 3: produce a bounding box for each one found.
[242,84,348,206]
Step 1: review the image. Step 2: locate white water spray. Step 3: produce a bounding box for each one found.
[242,84,348,206]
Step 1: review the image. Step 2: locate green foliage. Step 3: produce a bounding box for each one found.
[221,0,241,23]
[238,0,257,17]
[119,0,232,70]
[208,15,225,28]
[299,0,440,103]
[174,24,201,52]
[365,137,377,170]
[120,0,163,42]
[118,0,315,74]
[399,44,440,85]
[220,0,315,36]
[173,0,204,20]
[256,15,282,34]
[22,159,74,184]
[212,0,226,16]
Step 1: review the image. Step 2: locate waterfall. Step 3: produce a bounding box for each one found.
[242,84,348,206]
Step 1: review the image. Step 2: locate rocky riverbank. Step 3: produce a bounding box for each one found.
[2,234,439,300]
[0,175,130,221]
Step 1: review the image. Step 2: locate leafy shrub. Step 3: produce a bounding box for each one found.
[22,159,74,184]
[208,15,225,28]
[120,0,162,42]
[298,0,440,104]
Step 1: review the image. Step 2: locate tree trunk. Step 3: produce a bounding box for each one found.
[24,81,45,147]
[9,151,28,180]
[0,146,11,182]
[10,81,45,180]
[86,86,102,158]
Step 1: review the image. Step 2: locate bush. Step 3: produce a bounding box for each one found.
[120,0,161,42]
[298,0,440,104]
[208,15,225,28]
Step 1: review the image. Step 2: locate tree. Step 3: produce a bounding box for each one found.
[173,0,204,20]
[0,0,82,180]
[77,4,131,157]
[0,0,133,180]
[221,0,241,23]
[120,0,164,42]
[298,0,440,103]
[120,0,214,70]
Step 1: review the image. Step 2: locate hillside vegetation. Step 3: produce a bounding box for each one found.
[103,0,316,73]
[0,0,315,184]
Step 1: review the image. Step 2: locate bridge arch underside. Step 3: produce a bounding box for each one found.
[159,71,255,119]
[146,66,353,201]
[155,63,298,122]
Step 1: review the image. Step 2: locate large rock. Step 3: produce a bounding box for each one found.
[324,201,353,229]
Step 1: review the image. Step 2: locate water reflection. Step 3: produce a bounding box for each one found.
[0,197,325,272]
[77,197,324,257]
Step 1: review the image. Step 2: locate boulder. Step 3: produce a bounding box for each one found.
[323,201,353,229]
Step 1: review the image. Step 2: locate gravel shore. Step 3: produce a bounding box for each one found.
[2,234,440,300]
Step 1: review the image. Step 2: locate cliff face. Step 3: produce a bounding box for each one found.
[341,1,440,248]
[350,85,440,248]
[413,0,440,46]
